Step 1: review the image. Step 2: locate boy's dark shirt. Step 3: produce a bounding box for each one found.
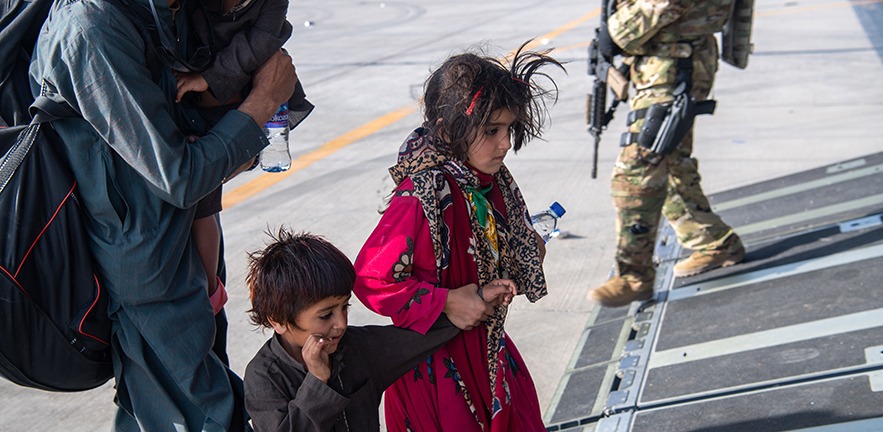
[244,317,459,432]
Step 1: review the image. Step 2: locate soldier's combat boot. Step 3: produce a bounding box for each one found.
[587,276,654,308]
[673,233,745,278]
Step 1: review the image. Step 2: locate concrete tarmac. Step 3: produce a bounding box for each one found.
[2,0,881,430]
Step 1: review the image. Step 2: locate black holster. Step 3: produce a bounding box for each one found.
[639,84,716,155]
[621,56,716,155]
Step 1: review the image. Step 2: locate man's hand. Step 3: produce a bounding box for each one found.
[239,50,299,126]
[301,334,332,383]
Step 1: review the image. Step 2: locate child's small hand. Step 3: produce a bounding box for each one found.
[175,72,209,102]
[302,334,332,383]
[478,279,517,307]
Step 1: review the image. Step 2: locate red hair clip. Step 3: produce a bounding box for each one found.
[512,76,531,87]
[465,86,484,116]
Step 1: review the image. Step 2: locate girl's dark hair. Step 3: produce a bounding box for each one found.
[246,229,355,330]
[422,40,565,160]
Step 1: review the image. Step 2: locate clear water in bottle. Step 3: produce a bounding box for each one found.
[531,201,566,243]
[261,103,291,172]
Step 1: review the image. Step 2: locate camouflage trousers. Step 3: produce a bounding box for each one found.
[611,36,735,282]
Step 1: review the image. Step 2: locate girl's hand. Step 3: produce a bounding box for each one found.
[443,284,494,330]
[443,281,518,330]
[301,334,332,383]
[478,279,517,307]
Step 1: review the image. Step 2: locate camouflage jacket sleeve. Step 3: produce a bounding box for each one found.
[608,0,690,53]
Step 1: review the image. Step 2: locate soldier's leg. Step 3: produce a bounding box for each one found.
[588,144,668,307]
[664,38,744,276]
[662,129,733,251]
[588,55,676,307]
[664,136,744,276]
[613,54,679,282]
[613,144,668,283]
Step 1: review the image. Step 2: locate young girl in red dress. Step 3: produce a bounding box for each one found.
[353,42,564,431]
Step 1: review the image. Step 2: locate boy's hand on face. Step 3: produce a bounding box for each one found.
[302,334,332,383]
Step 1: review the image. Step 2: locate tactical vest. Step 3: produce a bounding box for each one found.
[721,0,754,69]
[609,0,753,66]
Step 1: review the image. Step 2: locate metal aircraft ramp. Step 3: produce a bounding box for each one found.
[545,151,883,432]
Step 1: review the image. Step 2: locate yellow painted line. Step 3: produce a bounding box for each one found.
[223,8,601,209]
[223,105,415,208]
[550,41,592,54]
[505,9,600,59]
[523,10,600,52]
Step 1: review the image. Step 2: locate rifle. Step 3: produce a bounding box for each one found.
[587,0,629,179]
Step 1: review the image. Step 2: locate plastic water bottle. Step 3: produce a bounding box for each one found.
[531,201,566,243]
[260,103,291,172]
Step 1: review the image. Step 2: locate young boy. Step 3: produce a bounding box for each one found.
[243,229,515,431]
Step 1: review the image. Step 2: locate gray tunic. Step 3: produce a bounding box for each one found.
[29,0,266,429]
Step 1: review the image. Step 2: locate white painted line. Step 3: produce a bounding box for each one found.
[734,193,883,235]
[670,243,883,301]
[713,163,883,212]
[649,308,883,369]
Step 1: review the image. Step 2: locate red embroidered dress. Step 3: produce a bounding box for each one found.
[354,129,547,431]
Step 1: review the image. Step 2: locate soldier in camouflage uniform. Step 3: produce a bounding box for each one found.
[588,0,746,307]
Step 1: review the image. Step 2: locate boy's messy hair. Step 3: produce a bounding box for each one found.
[422,40,565,160]
[246,228,355,330]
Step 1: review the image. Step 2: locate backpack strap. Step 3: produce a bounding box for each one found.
[30,95,78,125]
[0,82,75,193]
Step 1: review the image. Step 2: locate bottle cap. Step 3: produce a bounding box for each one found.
[549,201,566,218]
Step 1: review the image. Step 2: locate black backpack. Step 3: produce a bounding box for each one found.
[0,99,113,392]
[0,0,114,392]
[0,0,176,392]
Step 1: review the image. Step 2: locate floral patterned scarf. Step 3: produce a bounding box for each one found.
[388,128,547,394]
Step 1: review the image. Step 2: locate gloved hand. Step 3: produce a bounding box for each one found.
[598,23,622,58]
